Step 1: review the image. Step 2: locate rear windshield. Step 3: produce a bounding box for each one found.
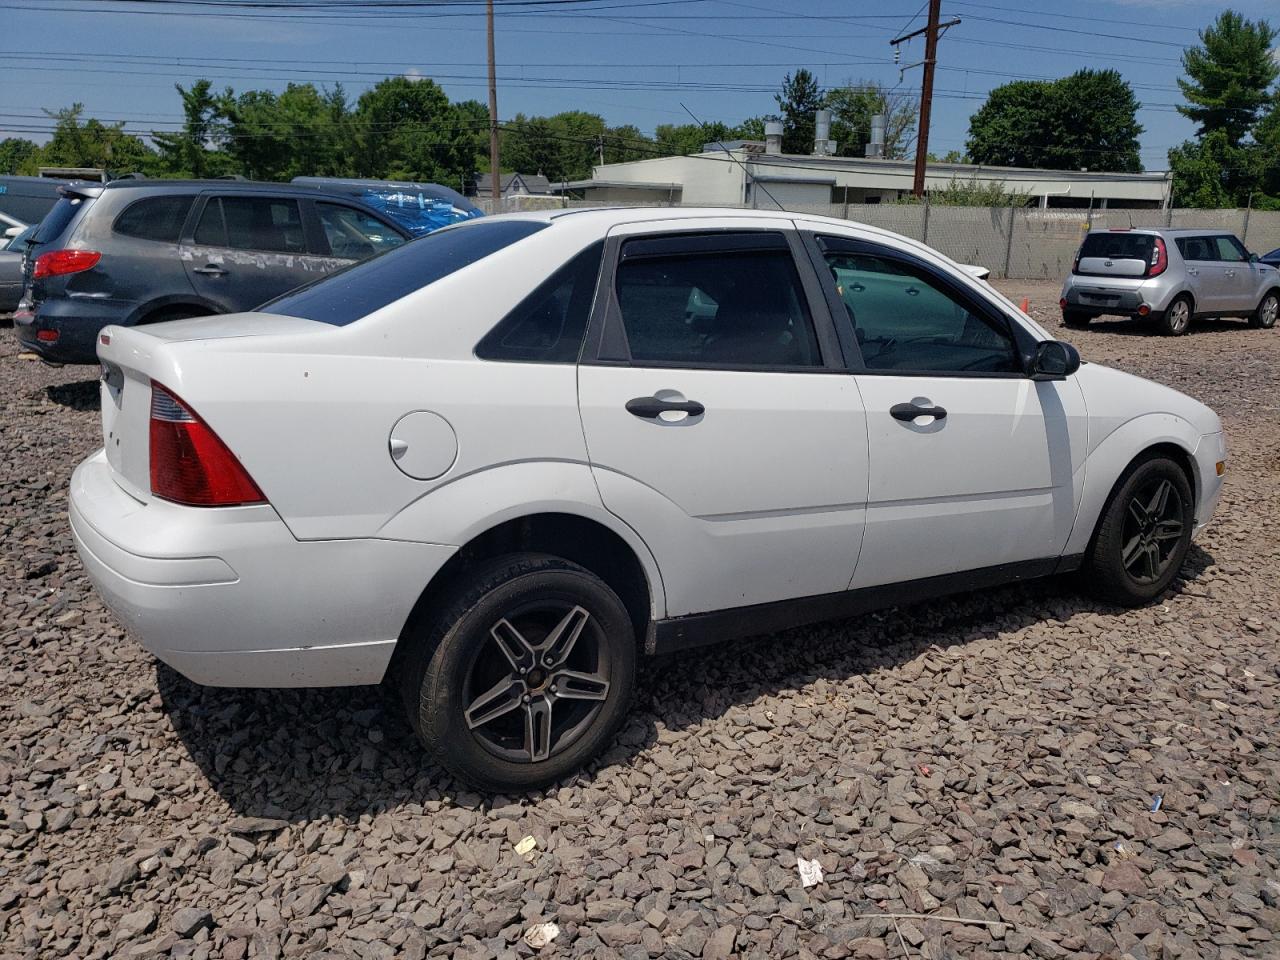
[260,220,548,326]
[1080,232,1154,261]
[33,195,91,243]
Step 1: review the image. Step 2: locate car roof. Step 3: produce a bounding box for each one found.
[1085,227,1239,236]
[97,178,369,198]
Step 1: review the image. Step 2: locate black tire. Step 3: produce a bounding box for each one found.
[1158,295,1193,336]
[1084,455,1193,607]
[1249,289,1278,329]
[1062,310,1091,329]
[398,553,636,791]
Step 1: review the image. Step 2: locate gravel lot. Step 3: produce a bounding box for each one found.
[2,280,1278,960]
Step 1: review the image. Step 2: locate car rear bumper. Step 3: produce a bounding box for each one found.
[15,299,137,363]
[69,450,455,687]
[1061,276,1179,317]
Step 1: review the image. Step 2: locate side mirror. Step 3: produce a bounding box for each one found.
[1249,252,1260,263]
[1030,340,1080,381]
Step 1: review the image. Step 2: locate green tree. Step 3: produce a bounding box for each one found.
[0,137,38,174]
[1177,11,1279,147]
[352,76,479,183]
[966,69,1143,172]
[224,83,360,181]
[502,111,608,181]
[823,81,916,160]
[152,80,233,178]
[775,69,822,154]
[39,104,155,174]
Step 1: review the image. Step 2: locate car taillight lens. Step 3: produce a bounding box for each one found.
[149,382,266,507]
[1071,247,1081,274]
[32,249,101,279]
[1148,237,1168,277]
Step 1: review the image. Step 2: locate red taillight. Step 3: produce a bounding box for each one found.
[1059,298,1068,309]
[32,249,101,279]
[36,329,59,342]
[1148,237,1168,277]
[149,382,265,507]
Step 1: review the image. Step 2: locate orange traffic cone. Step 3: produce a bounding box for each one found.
[1020,297,1030,313]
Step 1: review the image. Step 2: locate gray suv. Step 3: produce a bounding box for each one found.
[1061,228,1280,336]
[15,179,411,363]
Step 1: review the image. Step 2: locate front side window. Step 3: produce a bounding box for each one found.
[476,241,603,363]
[317,202,405,259]
[114,195,193,243]
[821,239,1018,374]
[614,237,821,368]
[1213,235,1247,262]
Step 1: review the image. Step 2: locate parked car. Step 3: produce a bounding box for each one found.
[71,208,1226,790]
[14,179,412,363]
[0,225,35,313]
[1061,228,1279,335]
[1261,247,1280,269]
[0,175,67,225]
[291,177,483,236]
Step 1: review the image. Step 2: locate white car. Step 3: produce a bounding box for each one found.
[70,208,1226,790]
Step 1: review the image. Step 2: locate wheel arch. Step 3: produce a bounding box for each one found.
[128,295,222,326]
[392,511,662,680]
[1064,415,1202,557]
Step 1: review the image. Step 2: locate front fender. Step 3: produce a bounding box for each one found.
[1063,412,1202,556]
[377,460,668,620]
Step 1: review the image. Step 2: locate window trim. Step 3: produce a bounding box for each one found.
[581,228,846,374]
[804,231,1039,379]
[111,194,198,244]
[312,199,410,258]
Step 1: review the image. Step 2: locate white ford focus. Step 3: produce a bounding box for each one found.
[71,208,1226,789]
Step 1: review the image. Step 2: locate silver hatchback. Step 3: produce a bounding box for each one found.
[1061,228,1280,336]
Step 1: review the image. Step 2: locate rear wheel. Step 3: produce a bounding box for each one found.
[1158,295,1193,336]
[1084,455,1193,606]
[1249,290,1278,329]
[1062,310,1091,328]
[399,553,636,791]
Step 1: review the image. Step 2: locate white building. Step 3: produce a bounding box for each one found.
[556,142,1171,211]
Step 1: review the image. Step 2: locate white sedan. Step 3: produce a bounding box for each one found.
[70,208,1226,790]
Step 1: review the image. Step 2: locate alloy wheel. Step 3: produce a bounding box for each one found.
[1261,295,1278,328]
[1168,300,1190,333]
[462,603,611,763]
[1120,477,1185,584]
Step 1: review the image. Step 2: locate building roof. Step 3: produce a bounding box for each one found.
[553,179,683,193]
[475,172,553,195]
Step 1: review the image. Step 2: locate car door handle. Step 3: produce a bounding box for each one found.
[193,265,228,276]
[626,396,705,419]
[891,402,947,422]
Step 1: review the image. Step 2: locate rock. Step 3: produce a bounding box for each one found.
[227,817,290,835]
[1151,828,1194,852]
[1102,862,1147,896]
[116,908,158,941]
[644,909,669,931]
[703,925,736,960]
[171,907,214,938]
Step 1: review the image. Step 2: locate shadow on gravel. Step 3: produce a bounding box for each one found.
[1077,317,1251,337]
[46,379,101,411]
[158,544,1216,819]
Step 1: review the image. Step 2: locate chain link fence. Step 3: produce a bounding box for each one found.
[480,195,1280,280]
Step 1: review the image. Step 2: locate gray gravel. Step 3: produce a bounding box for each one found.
[2,287,1279,960]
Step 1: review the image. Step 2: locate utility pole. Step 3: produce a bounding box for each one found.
[890,0,959,198]
[486,0,500,210]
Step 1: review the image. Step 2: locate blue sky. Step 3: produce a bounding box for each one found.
[2,0,1278,172]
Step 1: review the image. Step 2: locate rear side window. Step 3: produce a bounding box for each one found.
[113,195,193,243]
[33,196,89,243]
[1080,232,1154,261]
[193,197,306,253]
[614,235,821,368]
[1175,236,1215,261]
[476,241,603,363]
[261,220,548,326]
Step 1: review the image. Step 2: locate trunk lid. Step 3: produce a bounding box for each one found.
[96,313,331,500]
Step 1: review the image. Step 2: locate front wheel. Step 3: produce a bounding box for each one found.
[1084,456,1194,606]
[1249,290,1278,329]
[401,553,636,791]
